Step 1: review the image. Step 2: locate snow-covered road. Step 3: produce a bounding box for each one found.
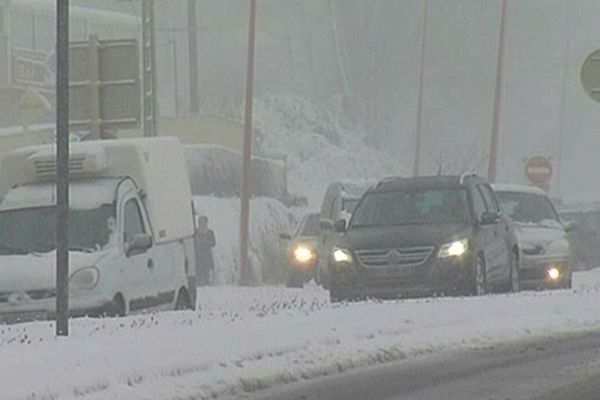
[4,270,600,400]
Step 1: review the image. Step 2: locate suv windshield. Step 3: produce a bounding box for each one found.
[496,192,560,226]
[0,205,115,255]
[350,188,469,228]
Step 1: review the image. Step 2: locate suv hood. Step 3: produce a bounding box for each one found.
[341,223,472,250]
[514,222,569,256]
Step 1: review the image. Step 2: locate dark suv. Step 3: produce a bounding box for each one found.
[328,175,519,301]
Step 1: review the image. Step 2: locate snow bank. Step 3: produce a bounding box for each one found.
[193,196,294,284]
[253,95,404,207]
[3,271,600,399]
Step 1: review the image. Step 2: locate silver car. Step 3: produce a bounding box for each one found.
[493,184,572,289]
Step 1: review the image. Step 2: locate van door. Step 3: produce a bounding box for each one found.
[120,194,158,312]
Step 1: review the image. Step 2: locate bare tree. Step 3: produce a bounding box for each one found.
[429,140,488,176]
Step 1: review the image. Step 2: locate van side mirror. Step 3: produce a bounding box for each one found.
[480,211,500,225]
[126,233,152,256]
[320,219,334,231]
[334,219,347,233]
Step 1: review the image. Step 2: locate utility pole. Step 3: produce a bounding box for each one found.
[240,0,257,286]
[171,40,180,117]
[413,0,428,177]
[142,0,158,136]
[188,0,200,115]
[556,1,572,197]
[488,0,508,183]
[56,0,70,337]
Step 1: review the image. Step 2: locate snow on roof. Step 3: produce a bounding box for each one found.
[0,178,117,211]
[491,183,546,196]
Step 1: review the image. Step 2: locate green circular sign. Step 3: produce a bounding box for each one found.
[581,50,600,103]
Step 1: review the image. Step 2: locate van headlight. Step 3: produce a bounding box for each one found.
[437,239,469,258]
[69,267,99,290]
[332,248,353,264]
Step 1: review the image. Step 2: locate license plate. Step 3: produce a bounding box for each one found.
[372,266,412,277]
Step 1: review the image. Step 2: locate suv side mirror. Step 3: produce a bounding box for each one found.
[480,211,500,225]
[563,220,577,233]
[320,219,334,231]
[126,233,152,256]
[279,233,292,240]
[334,219,347,233]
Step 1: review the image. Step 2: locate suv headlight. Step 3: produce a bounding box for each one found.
[332,248,353,264]
[69,267,99,290]
[437,239,469,258]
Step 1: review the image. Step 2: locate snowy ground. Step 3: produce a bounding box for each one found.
[4,270,600,400]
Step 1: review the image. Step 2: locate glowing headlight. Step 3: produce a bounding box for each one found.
[333,248,353,264]
[547,267,560,281]
[293,244,316,264]
[438,239,469,258]
[69,267,99,290]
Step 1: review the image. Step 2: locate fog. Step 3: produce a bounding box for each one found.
[2,0,600,200]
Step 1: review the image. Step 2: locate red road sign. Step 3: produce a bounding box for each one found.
[525,156,553,186]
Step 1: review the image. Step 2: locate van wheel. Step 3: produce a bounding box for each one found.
[112,294,126,317]
[175,288,192,310]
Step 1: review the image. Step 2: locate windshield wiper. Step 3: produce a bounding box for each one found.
[69,246,96,253]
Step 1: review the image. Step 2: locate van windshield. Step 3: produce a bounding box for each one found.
[0,205,115,255]
[350,188,469,228]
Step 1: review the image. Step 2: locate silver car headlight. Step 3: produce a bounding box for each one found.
[437,238,469,259]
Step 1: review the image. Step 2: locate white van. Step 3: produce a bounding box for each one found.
[0,137,197,321]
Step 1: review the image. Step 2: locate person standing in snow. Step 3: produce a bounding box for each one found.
[195,216,216,285]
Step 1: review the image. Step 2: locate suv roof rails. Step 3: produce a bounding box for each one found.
[375,176,403,188]
[459,172,478,185]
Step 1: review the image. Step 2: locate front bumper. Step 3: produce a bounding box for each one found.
[0,293,114,324]
[519,255,570,289]
[329,253,475,299]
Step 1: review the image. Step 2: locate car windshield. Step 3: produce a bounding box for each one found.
[350,188,468,227]
[0,205,115,255]
[496,191,560,226]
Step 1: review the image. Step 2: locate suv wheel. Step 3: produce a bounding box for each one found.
[509,252,520,293]
[473,255,487,296]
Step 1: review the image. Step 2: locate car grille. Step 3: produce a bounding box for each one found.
[0,289,56,303]
[356,246,434,267]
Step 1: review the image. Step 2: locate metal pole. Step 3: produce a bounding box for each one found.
[240,0,257,286]
[188,0,200,115]
[556,2,572,197]
[87,34,101,140]
[56,0,70,337]
[142,0,157,137]
[171,40,180,117]
[488,0,508,183]
[413,0,428,177]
